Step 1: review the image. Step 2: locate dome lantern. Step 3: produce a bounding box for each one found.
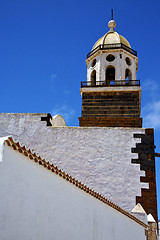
[85,15,138,84]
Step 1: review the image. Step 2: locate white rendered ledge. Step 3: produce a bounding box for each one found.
[131,203,146,214]
[0,136,11,162]
[80,86,141,93]
[131,204,147,224]
[147,214,156,223]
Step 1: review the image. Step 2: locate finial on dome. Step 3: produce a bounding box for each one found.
[108,9,116,32]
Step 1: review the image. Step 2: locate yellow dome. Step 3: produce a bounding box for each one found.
[92,20,131,50]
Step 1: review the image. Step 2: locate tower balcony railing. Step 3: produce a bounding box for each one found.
[87,43,137,58]
[81,80,140,88]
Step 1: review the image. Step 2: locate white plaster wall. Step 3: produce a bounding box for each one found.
[0,145,146,240]
[101,51,120,80]
[122,51,137,80]
[0,114,148,213]
[87,50,138,82]
[87,54,101,82]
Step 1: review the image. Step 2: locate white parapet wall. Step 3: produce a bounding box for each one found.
[0,113,148,213]
[0,142,146,240]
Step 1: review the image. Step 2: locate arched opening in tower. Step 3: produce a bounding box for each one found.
[125,69,132,83]
[91,70,96,86]
[106,66,115,85]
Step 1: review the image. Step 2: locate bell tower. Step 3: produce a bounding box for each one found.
[79,17,142,127]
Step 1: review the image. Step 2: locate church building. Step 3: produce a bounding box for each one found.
[0,16,158,240]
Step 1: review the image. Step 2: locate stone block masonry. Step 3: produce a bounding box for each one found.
[131,128,158,222]
[79,116,142,127]
[80,91,142,127]
[81,91,140,117]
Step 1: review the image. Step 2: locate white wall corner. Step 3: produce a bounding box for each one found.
[0,136,11,162]
[131,203,146,214]
[147,214,156,223]
[131,203,148,224]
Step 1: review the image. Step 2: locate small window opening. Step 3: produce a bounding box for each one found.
[91,70,96,85]
[91,59,96,67]
[125,57,131,66]
[106,66,115,85]
[125,69,132,83]
[106,54,115,62]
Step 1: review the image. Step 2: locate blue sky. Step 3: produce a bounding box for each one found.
[0,0,160,219]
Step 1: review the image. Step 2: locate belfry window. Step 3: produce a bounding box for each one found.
[125,57,131,66]
[91,70,96,85]
[125,69,132,82]
[91,59,96,67]
[106,54,115,62]
[106,66,115,85]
